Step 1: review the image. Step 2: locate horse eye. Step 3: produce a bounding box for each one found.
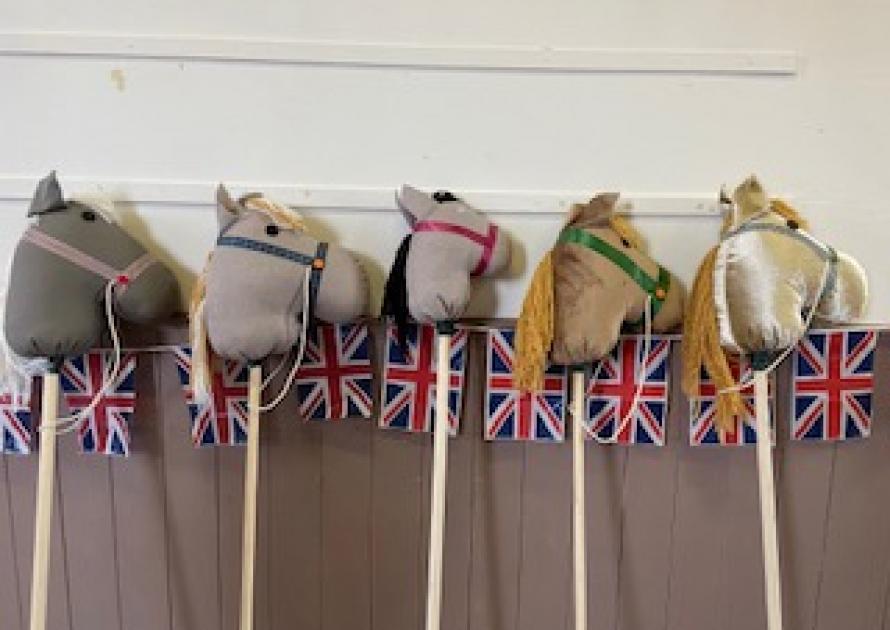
[786,219,799,230]
[621,238,631,248]
[81,210,96,222]
[265,224,279,237]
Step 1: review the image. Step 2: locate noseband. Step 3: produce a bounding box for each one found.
[22,227,157,291]
[721,214,839,298]
[412,220,499,276]
[557,226,671,320]
[215,235,328,319]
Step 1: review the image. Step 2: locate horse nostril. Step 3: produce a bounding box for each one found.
[787,219,799,230]
[621,238,631,248]
[81,210,96,222]
[265,224,279,237]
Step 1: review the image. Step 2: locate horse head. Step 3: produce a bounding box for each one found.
[382,184,510,343]
[515,192,684,390]
[683,175,868,428]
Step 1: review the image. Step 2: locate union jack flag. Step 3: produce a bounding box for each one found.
[173,346,250,447]
[380,323,467,436]
[792,329,876,441]
[61,351,136,457]
[296,323,374,421]
[0,390,32,455]
[485,328,565,441]
[586,336,670,445]
[689,356,775,446]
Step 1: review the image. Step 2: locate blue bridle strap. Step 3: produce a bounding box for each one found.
[216,235,329,321]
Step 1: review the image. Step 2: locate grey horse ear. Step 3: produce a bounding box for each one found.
[28,171,66,216]
[216,184,240,233]
[733,175,768,216]
[395,184,435,226]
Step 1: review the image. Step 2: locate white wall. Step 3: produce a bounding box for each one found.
[1,0,888,319]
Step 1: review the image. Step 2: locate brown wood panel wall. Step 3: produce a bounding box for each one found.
[2,327,890,630]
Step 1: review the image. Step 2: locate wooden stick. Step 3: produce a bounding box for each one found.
[571,368,587,630]
[29,368,59,630]
[425,327,452,630]
[239,364,262,630]
[754,368,783,630]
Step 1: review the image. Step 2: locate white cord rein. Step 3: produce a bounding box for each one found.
[590,295,653,444]
[257,267,312,412]
[44,279,124,433]
[716,257,832,397]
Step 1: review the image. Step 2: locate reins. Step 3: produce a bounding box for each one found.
[214,233,330,411]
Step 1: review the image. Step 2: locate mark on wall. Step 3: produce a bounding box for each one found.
[110,67,126,91]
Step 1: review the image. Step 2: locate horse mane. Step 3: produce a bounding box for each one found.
[240,195,305,231]
[682,197,809,431]
[188,257,213,402]
[381,234,413,351]
[515,208,640,392]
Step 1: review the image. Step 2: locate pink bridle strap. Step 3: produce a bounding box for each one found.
[413,220,499,276]
[22,227,157,290]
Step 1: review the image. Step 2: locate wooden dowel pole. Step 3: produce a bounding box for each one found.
[572,368,587,630]
[29,368,59,630]
[425,327,452,630]
[239,364,262,630]
[754,368,783,630]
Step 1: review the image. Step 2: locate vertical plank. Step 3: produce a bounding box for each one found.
[440,332,480,630]
[467,434,523,630]
[516,440,570,630]
[772,361,834,630]
[616,346,683,630]
[321,419,373,630]
[111,352,171,630]
[371,429,424,630]
[216,442,243,630]
[267,403,322,630]
[55,423,122,630]
[163,346,221,630]
[586,430,626,630]
[722,446,767,629]
[664,429,730,630]
[7,390,72,630]
[0,459,24,630]
[814,334,890,630]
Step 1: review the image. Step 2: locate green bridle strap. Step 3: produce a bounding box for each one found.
[557,226,671,318]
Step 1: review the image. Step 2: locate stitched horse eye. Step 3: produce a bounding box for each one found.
[265,224,279,237]
[80,210,96,222]
[432,191,458,203]
[786,219,799,230]
[621,238,631,248]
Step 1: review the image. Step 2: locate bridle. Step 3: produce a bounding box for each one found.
[557,226,671,320]
[215,234,328,320]
[720,207,839,299]
[413,220,499,276]
[22,227,157,291]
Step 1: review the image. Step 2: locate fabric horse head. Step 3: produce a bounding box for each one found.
[682,175,868,429]
[382,185,511,341]
[190,185,369,395]
[2,172,179,388]
[514,193,685,390]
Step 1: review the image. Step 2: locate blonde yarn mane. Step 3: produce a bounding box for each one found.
[514,210,641,392]
[682,197,809,431]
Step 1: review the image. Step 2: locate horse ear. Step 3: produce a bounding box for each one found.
[568,192,618,226]
[395,184,435,225]
[216,184,240,233]
[733,175,768,217]
[28,171,66,216]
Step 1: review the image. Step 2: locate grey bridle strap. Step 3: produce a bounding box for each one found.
[722,221,839,299]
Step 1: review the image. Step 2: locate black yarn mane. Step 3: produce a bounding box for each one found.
[382,233,413,351]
